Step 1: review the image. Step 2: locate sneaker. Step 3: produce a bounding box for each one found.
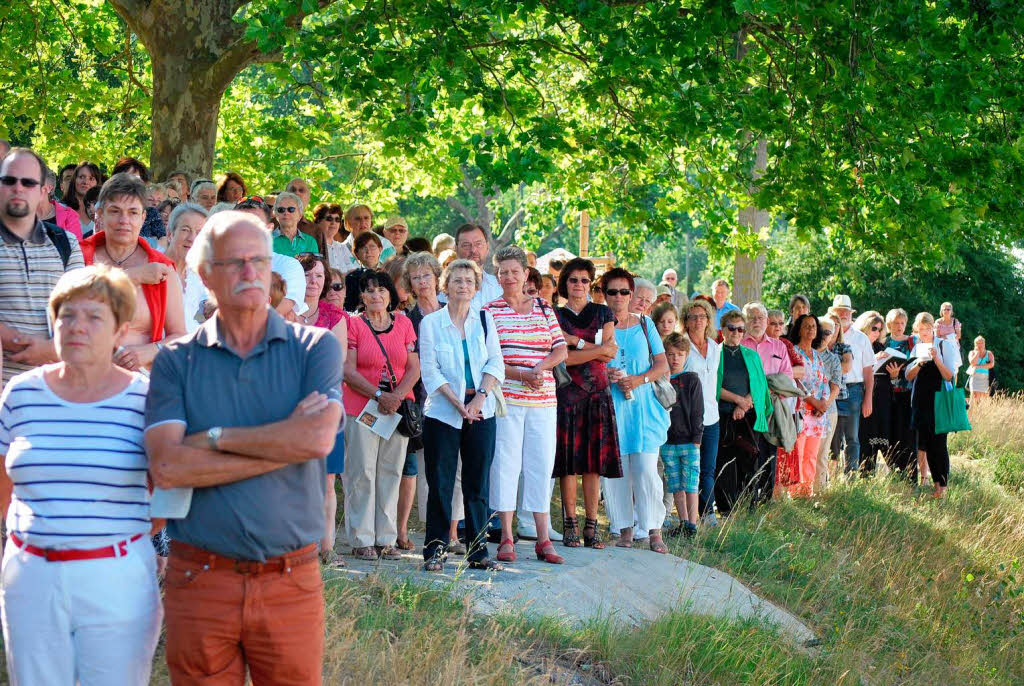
[701,512,719,527]
[683,522,698,538]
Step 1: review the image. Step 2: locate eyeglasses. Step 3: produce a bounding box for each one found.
[275,206,298,214]
[568,277,591,285]
[0,176,41,188]
[605,288,631,297]
[767,320,784,327]
[210,256,272,272]
[329,283,344,292]
[724,324,746,333]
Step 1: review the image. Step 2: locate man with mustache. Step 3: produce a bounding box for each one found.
[0,147,85,388]
[145,212,343,684]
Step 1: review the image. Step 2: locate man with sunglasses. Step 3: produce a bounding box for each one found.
[0,148,85,387]
[271,192,319,258]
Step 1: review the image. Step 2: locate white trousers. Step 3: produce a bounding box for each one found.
[491,404,557,513]
[1,536,162,686]
[602,452,666,537]
[416,449,465,523]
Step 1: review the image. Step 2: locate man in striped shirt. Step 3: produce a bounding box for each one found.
[0,148,84,388]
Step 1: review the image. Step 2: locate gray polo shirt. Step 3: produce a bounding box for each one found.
[145,308,343,561]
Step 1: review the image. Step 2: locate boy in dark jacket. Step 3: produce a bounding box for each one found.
[661,333,704,537]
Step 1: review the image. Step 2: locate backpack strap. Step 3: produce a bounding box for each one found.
[43,223,71,269]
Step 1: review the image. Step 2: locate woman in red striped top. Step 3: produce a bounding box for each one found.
[484,246,568,564]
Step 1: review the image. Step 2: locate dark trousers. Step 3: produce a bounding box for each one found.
[752,434,777,506]
[423,415,496,562]
[888,391,917,480]
[714,412,758,516]
[698,421,720,516]
[918,430,950,487]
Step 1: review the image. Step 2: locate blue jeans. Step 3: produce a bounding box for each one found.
[698,421,720,516]
[835,382,864,473]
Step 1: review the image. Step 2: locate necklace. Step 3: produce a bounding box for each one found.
[301,306,319,324]
[104,244,139,267]
[724,344,742,357]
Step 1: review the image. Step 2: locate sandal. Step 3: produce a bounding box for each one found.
[468,558,504,571]
[562,515,582,548]
[615,527,634,549]
[423,556,445,572]
[353,546,378,561]
[395,538,416,551]
[648,533,668,555]
[320,549,346,569]
[447,540,467,556]
[583,517,605,549]
[378,545,402,560]
[535,540,564,564]
[496,539,517,563]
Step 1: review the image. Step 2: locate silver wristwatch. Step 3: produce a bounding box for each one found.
[477,387,489,396]
[207,426,223,451]
[374,389,383,400]
[576,338,586,350]
[643,375,650,385]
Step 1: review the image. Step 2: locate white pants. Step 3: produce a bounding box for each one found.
[416,449,465,523]
[603,452,666,537]
[491,404,557,513]
[1,536,162,686]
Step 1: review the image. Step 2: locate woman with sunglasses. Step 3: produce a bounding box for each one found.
[324,267,347,309]
[313,203,354,272]
[854,310,891,475]
[681,300,721,524]
[271,192,318,257]
[601,267,670,553]
[785,314,836,497]
[552,258,621,549]
[883,308,917,478]
[714,310,773,516]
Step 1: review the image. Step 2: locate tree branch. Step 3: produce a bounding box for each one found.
[495,205,526,245]
[446,196,477,224]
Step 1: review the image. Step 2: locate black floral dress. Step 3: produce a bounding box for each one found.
[553,303,623,478]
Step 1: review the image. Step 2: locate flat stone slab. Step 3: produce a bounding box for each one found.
[330,535,817,648]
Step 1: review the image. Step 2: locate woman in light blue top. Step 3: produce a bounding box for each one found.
[601,268,671,553]
[418,259,505,572]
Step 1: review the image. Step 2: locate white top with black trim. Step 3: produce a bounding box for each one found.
[0,366,151,548]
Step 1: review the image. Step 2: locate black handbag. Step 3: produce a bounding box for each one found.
[536,299,571,390]
[363,315,423,440]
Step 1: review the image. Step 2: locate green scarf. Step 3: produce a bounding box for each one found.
[717,344,774,432]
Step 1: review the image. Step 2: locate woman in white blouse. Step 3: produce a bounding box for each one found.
[0,265,161,685]
[682,299,722,525]
[418,259,505,572]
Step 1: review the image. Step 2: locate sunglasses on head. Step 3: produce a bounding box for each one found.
[724,324,746,333]
[0,176,41,188]
[604,288,631,297]
[275,206,298,214]
[242,195,265,204]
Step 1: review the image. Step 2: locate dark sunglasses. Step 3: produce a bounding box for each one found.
[605,288,631,297]
[0,176,41,188]
[871,325,883,331]
[329,283,344,292]
[324,215,341,222]
[275,206,298,213]
[724,324,746,333]
[821,329,834,337]
[568,277,591,284]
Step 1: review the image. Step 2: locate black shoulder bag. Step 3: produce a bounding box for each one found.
[536,298,571,389]
[363,315,423,440]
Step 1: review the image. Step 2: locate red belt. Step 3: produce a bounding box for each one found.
[10,533,145,562]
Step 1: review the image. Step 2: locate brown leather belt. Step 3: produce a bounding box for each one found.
[170,540,319,575]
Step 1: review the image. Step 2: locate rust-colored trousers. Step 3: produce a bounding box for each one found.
[163,545,324,685]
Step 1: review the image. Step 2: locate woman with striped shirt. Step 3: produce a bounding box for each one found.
[484,246,568,565]
[0,265,161,685]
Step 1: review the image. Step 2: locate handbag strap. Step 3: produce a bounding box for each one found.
[362,314,399,392]
[535,298,558,353]
[638,314,656,366]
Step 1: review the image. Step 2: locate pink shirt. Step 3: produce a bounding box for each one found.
[52,203,83,240]
[741,334,794,378]
[344,312,417,416]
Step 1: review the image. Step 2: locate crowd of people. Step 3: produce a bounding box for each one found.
[0,143,994,684]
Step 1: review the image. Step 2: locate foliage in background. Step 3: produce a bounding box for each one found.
[762,230,1024,390]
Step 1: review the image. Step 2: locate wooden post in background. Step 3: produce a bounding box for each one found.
[579,210,590,257]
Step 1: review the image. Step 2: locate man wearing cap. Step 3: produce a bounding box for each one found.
[661,268,688,309]
[828,294,874,474]
[383,216,410,257]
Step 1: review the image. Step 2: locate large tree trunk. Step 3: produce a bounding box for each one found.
[108,0,303,179]
[732,138,769,307]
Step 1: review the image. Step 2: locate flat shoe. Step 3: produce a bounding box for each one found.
[379,545,402,560]
[467,558,504,571]
[447,541,468,556]
[395,538,416,551]
[352,546,378,560]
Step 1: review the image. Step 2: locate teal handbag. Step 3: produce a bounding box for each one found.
[934,380,971,434]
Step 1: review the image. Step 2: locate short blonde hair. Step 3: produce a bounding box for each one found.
[49,264,136,328]
[885,308,908,325]
[402,251,442,293]
[441,258,483,292]
[432,233,454,255]
[912,312,935,333]
[974,335,985,346]
[682,300,716,340]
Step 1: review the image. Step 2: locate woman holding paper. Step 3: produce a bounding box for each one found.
[0,265,161,685]
[883,309,916,478]
[342,269,420,561]
[906,312,961,498]
[418,259,505,572]
[855,310,890,474]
